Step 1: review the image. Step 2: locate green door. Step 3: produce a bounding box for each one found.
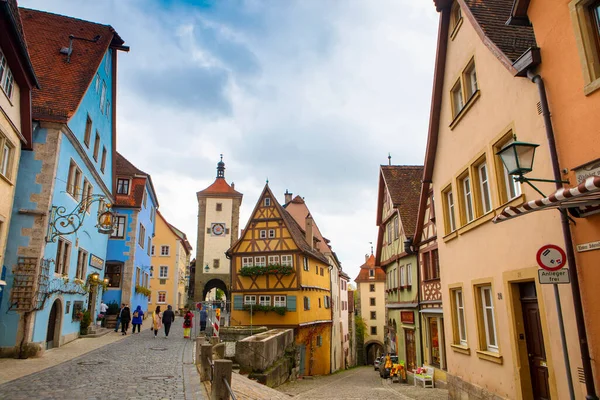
[298,344,306,376]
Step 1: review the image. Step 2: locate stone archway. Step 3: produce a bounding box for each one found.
[365,340,384,365]
[202,278,228,301]
[46,298,63,349]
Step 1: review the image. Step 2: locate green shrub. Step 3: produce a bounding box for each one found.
[80,310,92,335]
[239,264,293,277]
[106,301,119,315]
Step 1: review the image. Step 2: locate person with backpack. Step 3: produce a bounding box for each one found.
[120,303,131,335]
[183,309,194,339]
[161,305,175,338]
[131,305,143,334]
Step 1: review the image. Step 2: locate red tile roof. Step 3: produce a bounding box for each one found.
[380,165,424,237]
[354,255,386,282]
[19,8,124,122]
[114,152,159,209]
[197,178,242,198]
[1,0,37,86]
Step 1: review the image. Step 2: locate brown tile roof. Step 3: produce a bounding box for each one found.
[284,195,331,254]
[463,0,536,63]
[157,210,192,255]
[380,165,423,237]
[197,178,242,198]
[114,152,160,209]
[116,152,147,177]
[19,8,124,122]
[2,1,37,85]
[354,254,386,282]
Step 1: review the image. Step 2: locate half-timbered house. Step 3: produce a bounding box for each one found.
[228,184,332,376]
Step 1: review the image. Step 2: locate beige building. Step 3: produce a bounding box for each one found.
[354,254,386,365]
[0,0,37,270]
[149,211,192,313]
[427,1,585,399]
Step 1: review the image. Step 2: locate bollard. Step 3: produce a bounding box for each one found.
[200,343,213,382]
[211,359,233,400]
[195,337,206,365]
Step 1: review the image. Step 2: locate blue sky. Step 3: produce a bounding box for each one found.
[19,0,439,282]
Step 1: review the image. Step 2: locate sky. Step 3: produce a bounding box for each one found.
[20,0,439,282]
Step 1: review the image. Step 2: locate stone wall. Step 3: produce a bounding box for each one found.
[235,329,294,372]
[447,374,506,400]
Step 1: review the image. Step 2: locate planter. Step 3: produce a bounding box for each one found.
[104,314,117,329]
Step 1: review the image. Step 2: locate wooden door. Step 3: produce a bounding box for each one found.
[298,344,306,376]
[405,329,416,371]
[520,282,550,400]
[46,301,58,349]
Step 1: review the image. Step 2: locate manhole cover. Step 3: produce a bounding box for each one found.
[78,361,104,366]
[143,375,174,381]
[150,347,167,351]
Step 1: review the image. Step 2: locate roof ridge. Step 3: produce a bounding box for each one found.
[19,6,114,30]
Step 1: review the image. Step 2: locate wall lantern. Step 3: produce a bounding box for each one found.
[103,278,109,285]
[204,264,210,273]
[91,272,99,282]
[496,140,539,176]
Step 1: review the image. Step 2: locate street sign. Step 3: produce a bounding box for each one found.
[536,244,567,271]
[538,269,570,284]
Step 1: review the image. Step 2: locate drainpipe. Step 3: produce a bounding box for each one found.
[527,70,598,400]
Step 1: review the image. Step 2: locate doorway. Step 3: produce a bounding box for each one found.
[46,300,61,350]
[428,317,441,368]
[519,282,550,400]
[404,329,416,371]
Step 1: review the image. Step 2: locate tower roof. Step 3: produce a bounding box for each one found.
[197,157,242,198]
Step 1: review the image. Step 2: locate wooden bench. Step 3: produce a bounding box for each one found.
[413,366,434,388]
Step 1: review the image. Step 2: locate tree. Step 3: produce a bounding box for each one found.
[215,288,224,301]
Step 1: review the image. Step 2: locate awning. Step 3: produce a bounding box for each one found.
[493,176,600,223]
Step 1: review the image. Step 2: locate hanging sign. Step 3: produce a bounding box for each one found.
[400,311,414,324]
[536,244,566,272]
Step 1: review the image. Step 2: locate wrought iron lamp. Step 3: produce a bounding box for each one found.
[91,272,99,282]
[47,194,117,242]
[496,136,568,196]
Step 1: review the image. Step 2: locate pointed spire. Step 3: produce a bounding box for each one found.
[369,241,373,255]
[216,154,225,179]
[388,153,392,166]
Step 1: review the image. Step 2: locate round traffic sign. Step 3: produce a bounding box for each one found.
[536,244,566,271]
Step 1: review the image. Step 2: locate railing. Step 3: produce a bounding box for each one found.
[198,339,235,400]
[222,376,237,400]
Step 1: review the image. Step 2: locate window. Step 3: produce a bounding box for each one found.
[259,230,266,239]
[150,207,154,222]
[316,335,322,347]
[387,222,393,244]
[320,267,324,276]
[0,49,14,99]
[461,175,474,223]
[407,264,412,286]
[105,100,110,116]
[496,136,522,202]
[150,266,154,278]
[100,82,107,113]
[369,269,374,278]
[159,266,168,278]
[105,50,111,74]
[105,263,122,287]
[370,297,376,306]
[303,257,309,271]
[478,286,498,352]
[464,61,478,99]
[242,257,253,268]
[143,190,147,208]
[451,1,462,34]
[244,295,256,305]
[151,245,155,256]
[93,132,100,161]
[304,296,310,310]
[75,248,88,280]
[443,188,457,233]
[116,179,130,195]
[213,259,220,269]
[324,295,330,309]
[55,238,71,275]
[268,229,276,238]
[315,265,319,274]
[259,295,271,306]
[274,295,286,307]
[84,116,92,147]
[452,288,467,346]
[451,80,464,117]
[0,139,12,178]
[318,298,322,308]
[157,292,166,303]
[264,198,271,206]
[82,179,93,212]
[571,0,600,93]
[370,284,375,292]
[254,256,266,267]
[216,203,222,211]
[370,311,376,320]
[147,237,152,255]
[136,267,141,286]
[138,224,146,248]
[281,255,293,267]
[400,266,406,287]
[94,73,100,92]
[478,162,492,213]
[160,246,170,256]
[268,255,279,265]
[370,326,377,335]
[101,147,107,173]
[393,216,399,240]
[432,249,439,278]
[67,160,82,198]
[111,216,126,239]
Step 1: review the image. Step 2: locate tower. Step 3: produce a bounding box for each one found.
[195,156,243,301]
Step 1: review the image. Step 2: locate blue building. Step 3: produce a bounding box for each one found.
[103,153,158,316]
[0,9,128,356]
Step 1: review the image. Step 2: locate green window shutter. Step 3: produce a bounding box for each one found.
[233,295,243,310]
[287,295,296,311]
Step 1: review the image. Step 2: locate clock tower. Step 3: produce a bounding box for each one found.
[195,156,243,301]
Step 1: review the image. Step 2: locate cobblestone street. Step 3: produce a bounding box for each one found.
[0,319,203,400]
[277,366,448,400]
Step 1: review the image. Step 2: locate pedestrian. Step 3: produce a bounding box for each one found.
[114,303,125,332]
[131,305,144,334]
[120,303,131,335]
[183,309,193,339]
[100,301,108,315]
[152,306,162,338]
[162,305,175,338]
[199,307,207,332]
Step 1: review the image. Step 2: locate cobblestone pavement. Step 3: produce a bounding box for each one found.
[0,318,204,400]
[277,366,448,400]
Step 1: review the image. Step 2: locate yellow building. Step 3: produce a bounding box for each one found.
[228,184,332,376]
[149,210,192,313]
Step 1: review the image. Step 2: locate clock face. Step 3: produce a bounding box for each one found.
[211,223,225,236]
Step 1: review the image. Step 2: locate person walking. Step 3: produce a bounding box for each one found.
[183,309,194,339]
[199,307,207,332]
[152,306,162,338]
[114,303,125,332]
[120,304,131,335]
[100,301,108,315]
[162,305,175,338]
[131,305,144,334]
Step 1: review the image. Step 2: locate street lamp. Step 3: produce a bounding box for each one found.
[103,278,109,285]
[91,272,99,282]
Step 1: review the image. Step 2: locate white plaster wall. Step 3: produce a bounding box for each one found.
[203,198,233,274]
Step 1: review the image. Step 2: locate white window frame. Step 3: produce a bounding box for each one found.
[259,295,271,306]
[244,295,256,305]
[0,139,12,178]
[259,230,267,239]
[111,215,126,239]
[369,269,374,278]
[407,263,412,286]
[462,175,474,223]
[281,255,293,267]
[464,61,478,99]
[400,266,406,287]
[100,81,107,114]
[446,190,456,232]
[160,245,170,256]
[159,266,168,279]
[478,162,492,213]
[268,229,276,238]
[303,257,309,271]
[480,286,498,352]
[75,248,88,280]
[264,198,271,206]
[67,160,82,199]
[157,291,166,304]
[268,255,279,265]
[242,257,254,268]
[138,224,146,248]
[254,256,266,267]
[116,178,130,195]
[274,295,286,307]
[451,80,464,117]
[455,289,468,346]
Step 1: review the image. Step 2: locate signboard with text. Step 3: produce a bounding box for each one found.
[89,254,104,270]
[538,269,570,284]
[400,311,414,324]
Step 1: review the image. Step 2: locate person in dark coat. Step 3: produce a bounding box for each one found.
[200,308,208,332]
[120,303,131,335]
[131,305,144,334]
[161,305,175,338]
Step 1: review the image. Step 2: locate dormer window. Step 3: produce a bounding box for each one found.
[369,269,375,278]
[117,178,130,195]
[451,1,463,39]
[264,198,271,206]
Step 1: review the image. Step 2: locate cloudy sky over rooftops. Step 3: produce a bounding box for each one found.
[20,0,438,281]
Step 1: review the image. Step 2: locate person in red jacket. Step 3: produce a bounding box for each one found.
[183,309,194,338]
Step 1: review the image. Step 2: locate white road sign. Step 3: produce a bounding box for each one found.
[538,269,570,284]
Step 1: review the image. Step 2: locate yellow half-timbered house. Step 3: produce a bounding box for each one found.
[228,184,332,376]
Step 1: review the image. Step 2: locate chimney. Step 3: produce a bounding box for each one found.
[365,254,369,262]
[305,213,314,249]
[231,182,235,189]
[284,189,292,204]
